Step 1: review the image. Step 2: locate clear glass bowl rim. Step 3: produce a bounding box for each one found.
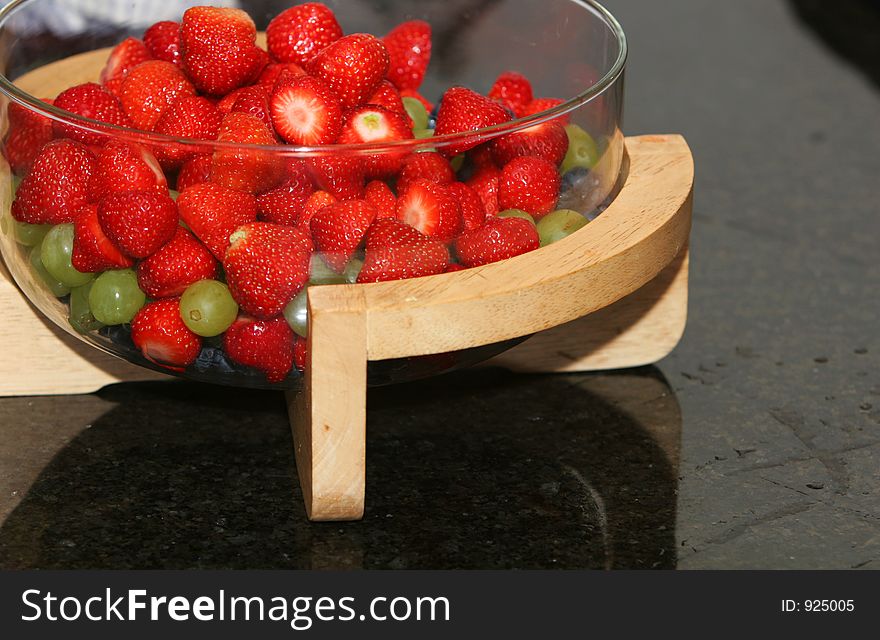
[0,0,627,157]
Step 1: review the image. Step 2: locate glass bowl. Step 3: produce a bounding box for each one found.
[0,0,626,390]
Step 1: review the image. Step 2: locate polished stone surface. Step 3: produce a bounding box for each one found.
[1,0,879,569]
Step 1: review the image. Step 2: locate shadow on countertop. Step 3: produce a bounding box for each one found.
[0,368,681,569]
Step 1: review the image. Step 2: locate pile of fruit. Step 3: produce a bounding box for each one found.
[4,3,602,383]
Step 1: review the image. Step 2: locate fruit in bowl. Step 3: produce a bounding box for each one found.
[1,1,625,388]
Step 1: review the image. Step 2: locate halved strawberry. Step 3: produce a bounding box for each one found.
[306,155,365,201]
[382,20,432,91]
[358,221,449,283]
[270,74,343,146]
[143,21,181,66]
[434,86,512,155]
[498,156,561,218]
[445,181,485,231]
[100,37,152,85]
[454,216,540,267]
[97,190,179,258]
[256,62,307,93]
[308,33,390,109]
[3,100,54,175]
[337,105,413,178]
[395,179,462,242]
[177,182,258,259]
[11,139,96,225]
[72,204,134,272]
[310,200,377,272]
[490,120,568,167]
[366,80,411,126]
[154,94,223,168]
[136,227,218,298]
[465,165,501,217]
[488,71,533,115]
[176,154,213,191]
[296,190,337,230]
[131,299,202,370]
[396,152,454,193]
[364,180,397,219]
[118,60,196,131]
[88,141,168,200]
[212,112,284,194]
[224,316,296,383]
[267,2,343,66]
[257,174,316,226]
[53,82,132,145]
[223,222,313,318]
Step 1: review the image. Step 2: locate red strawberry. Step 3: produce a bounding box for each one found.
[97,191,178,258]
[100,37,152,85]
[466,165,500,217]
[382,20,432,91]
[358,221,449,283]
[396,152,454,193]
[212,112,283,194]
[395,179,461,242]
[490,120,568,167]
[136,227,218,298]
[366,80,411,126]
[180,6,265,96]
[399,89,433,113]
[11,140,95,224]
[337,105,413,177]
[310,200,377,272]
[230,85,273,130]
[224,316,295,383]
[53,82,132,144]
[445,263,465,273]
[267,2,343,66]
[131,299,202,369]
[257,62,307,93]
[293,335,308,372]
[177,182,258,259]
[308,33,390,109]
[520,97,567,121]
[143,21,181,66]
[454,216,540,267]
[118,60,196,131]
[434,87,512,156]
[488,71,533,114]
[223,222,312,318]
[364,217,424,249]
[498,156,561,218]
[88,141,168,200]
[445,182,485,231]
[468,143,497,171]
[176,154,212,191]
[3,100,54,175]
[154,95,223,168]
[270,74,343,146]
[256,174,315,226]
[364,180,397,219]
[71,204,134,272]
[305,155,365,201]
[296,190,337,229]
[246,48,272,86]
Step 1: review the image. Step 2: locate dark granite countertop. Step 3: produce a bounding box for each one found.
[1,0,878,569]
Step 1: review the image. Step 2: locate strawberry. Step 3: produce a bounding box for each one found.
[52,82,132,145]
[212,112,283,194]
[337,105,413,178]
[310,200,377,272]
[358,222,449,283]
[266,2,343,66]
[364,218,424,249]
[434,86,511,155]
[270,74,343,146]
[455,216,540,267]
[396,152,454,193]
[490,120,568,167]
[257,174,315,226]
[118,60,196,131]
[223,222,312,318]
[177,182,258,259]
[466,165,500,217]
[296,190,337,229]
[306,155,365,201]
[131,299,202,370]
[230,85,273,130]
[445,181,485,231]
[366,80,411,126]
[468,143,497,171]
[180,6,265,96]
[364,180,397,219]
[100,37,152,85]
[88,141,168,200]
[488,71,533,114]
[143,21,182,66]
[224,316,295,383]
[382,20,432,91]
[256,62,307,93]
[154,95,223,168]
[308,33,390,109]
[176,154,212,191]
[71,204,134,272]
[399,89,433,113]
[11,140,96,225]
[136,227,218,298]
[498,156,561,218]
[445,263,465,273]
[520,97,567,122]
[3,100,54,175]
[293,335,308,372]
[395,179,461,242]
[97,191,178,258]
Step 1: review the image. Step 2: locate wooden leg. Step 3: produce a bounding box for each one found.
[285,287,368,521]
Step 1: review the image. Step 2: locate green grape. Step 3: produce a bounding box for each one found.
[537,209,588,246]
[40,224,94,287]
[561,124,600,174]
[343,258,363,284]
[29,246,70,298]
[309,254,348,285]
[402,96,429,131]
[169,189,180,201]
[179,279,238,337]
[88,269,145,325]
[283,289,309,338]
[68,281,104,333]
[413,128,435,140]
[450,154,465,173]
[14,221,52,247]
[497,209,536,226]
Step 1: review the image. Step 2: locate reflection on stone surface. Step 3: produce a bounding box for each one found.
[0,367,680,569]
